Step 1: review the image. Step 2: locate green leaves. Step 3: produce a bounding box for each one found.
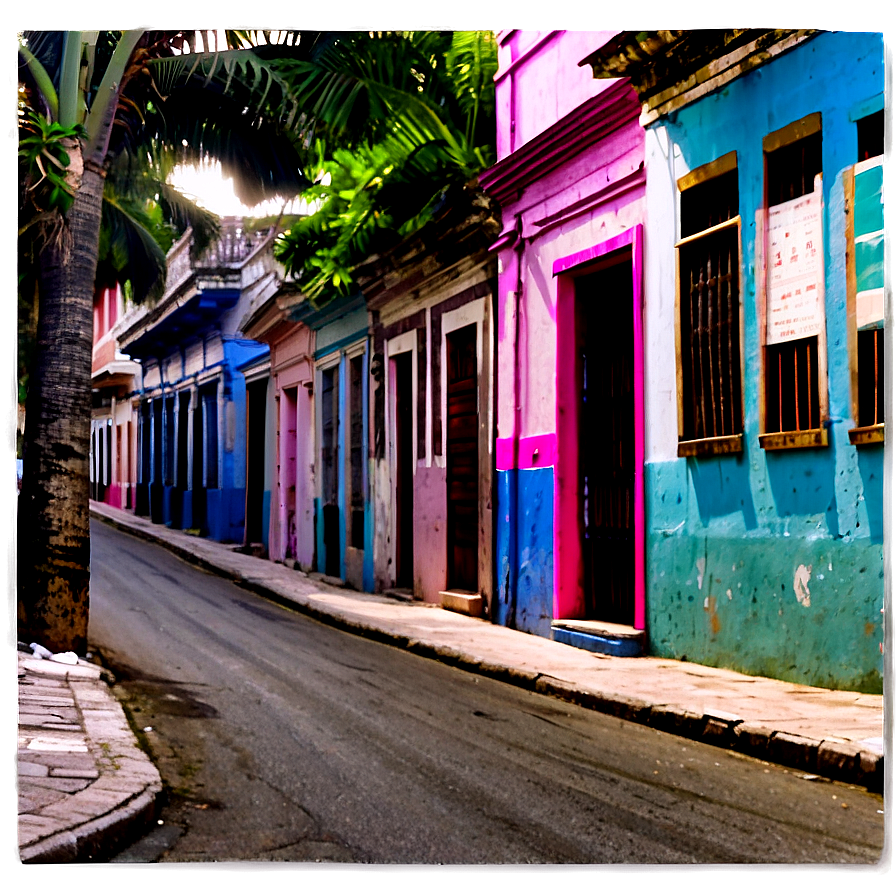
[18,110,85,215]
[273,31,497,306]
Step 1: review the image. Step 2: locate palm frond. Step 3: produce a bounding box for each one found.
[132,48,314,205]
[98,188,170,303]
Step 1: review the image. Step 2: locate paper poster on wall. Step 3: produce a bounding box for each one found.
[766,176,825,345]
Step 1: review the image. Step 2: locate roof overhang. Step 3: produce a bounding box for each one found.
[118,286,241,360]
[580,29,819,125]
[91,359,141,391]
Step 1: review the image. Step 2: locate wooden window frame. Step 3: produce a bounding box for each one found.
[758,113,830,451]
[846,152,885,446]
[675,151,745,457]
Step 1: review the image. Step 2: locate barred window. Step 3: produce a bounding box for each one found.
[676,152,743,456]
[760,115,829,450]
[848,108,885,445]
[349,353,365,549]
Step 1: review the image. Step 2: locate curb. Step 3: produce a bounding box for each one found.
[20,789,160,863]
[18,652,163,863]
[90,507,884,793]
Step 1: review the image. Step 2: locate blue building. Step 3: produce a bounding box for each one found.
[583,30,885,690]
[117,218,279,544]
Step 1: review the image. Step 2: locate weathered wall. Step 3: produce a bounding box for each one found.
[413,464,448,601]
[641,31,885,690]
[494,30,614,160]
[494,467,554,637]
[488,30,646,637]
[271,324,315,566]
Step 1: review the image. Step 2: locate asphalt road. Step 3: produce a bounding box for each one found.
[87,519,885,864]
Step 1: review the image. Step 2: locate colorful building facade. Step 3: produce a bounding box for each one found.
[356,187,499,612]
[583,30,885,690]
[480,31,648,651]
[90,283,141,511]
[239,295,316,567]
[117,219,275,544]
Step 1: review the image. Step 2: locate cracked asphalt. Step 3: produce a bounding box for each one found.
[88,520,884,864]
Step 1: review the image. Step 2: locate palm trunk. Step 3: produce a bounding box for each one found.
[17,149,105,655]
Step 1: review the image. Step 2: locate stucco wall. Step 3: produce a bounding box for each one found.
[488,32,647,638]
[641,32,885,690]
[495,31,616,160]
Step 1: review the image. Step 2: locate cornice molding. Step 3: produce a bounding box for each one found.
[479,80,640,207]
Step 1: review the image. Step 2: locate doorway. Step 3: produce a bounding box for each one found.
[392,351,414,588]
[576,259,635,624]
[245,379,267,545]
[446,324,479,592]
[320,366,341,577]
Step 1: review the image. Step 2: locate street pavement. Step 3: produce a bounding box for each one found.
[16,498,887,862]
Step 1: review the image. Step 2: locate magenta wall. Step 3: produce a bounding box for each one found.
[483,31,646,635]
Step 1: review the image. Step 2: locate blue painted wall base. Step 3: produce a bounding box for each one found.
[495,467,554,638]
[551,627,645,657]
[207,488,247,543]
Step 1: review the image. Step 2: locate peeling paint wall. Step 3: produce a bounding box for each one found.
[643,32,884,691]
[485,30,646,637]
[494,467,554,637]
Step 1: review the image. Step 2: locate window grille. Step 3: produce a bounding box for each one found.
[676,154,743,456]
[848,114,885,445]
[760,118,828,449]
[349,354,365,549]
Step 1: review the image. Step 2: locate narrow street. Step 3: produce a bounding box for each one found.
[88,519,884,864]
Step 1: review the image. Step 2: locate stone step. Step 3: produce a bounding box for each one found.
[439,590,483,617]
[551,620,646,658]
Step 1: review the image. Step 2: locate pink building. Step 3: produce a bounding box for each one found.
[239,297,316,569]
[480,31,647,653]
[90,283,141,511]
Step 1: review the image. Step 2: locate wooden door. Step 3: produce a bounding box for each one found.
[577,261,635,624]
[446,325,479,591]
[320,367,340,577]
[393,352,414,588]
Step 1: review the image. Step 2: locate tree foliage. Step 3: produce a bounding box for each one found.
[272,30,497,303]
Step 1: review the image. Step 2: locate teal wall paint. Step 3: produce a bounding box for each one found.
[645,32,884,691]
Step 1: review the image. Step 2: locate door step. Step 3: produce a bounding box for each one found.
[384,588,415,602]
[551,620,645,657]
[439,590,483,617]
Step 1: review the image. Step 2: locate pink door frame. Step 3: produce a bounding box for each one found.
[553,224,645,630]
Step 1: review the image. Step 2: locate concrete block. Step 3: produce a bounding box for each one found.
[769,732,820,772]
[49,767,99,779]
[20,830,78,863]
[857,750,884,792]
[440,590,484,617]
[648,705,705,738]
[816,741,860,780]
[701,717,735,746]
[733,723,776,757]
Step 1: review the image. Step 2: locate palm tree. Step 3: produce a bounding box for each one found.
[17,30,319,653]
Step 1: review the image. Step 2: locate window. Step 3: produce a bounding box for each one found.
[152,398,163,481]
[320,365,338,508]
[857,109,884,161]
[348,353,365,549]
[202,388,218,489]
[164,397,175,486]
[848,106,885,445]
[760,114,828,449]
[676,151,743,456]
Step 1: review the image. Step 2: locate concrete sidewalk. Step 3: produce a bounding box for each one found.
[17,647,162,863]
[88,500,885,793]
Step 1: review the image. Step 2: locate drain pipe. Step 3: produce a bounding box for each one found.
[510,219,523,629]
[488,217,523,628]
